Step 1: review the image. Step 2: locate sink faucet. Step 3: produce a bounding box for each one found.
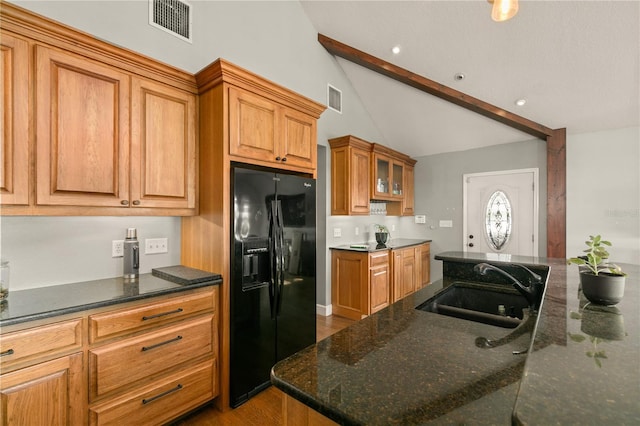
[473,263,544,311]
[475,308,536,355]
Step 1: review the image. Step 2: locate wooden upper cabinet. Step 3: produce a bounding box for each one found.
[372,145,404,201]
[228,86,278,163]
[329,136,371,215]
[329,135,415,216]
[131,77,197,210]
[0,33,29,206]
[228,86,317,172]
[1,3,199,215]
[281,106,316,170]
[402,160,416,216]
[35,45,131,208]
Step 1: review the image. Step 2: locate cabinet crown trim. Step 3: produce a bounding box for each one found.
[195,58,326,118]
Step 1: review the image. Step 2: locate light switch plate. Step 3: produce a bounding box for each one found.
[415,215,426,224]
[333,228,342,238]
[439,220,453,228]
[145,238,168,254]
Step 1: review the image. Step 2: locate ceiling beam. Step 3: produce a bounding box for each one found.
[318,33,555,140]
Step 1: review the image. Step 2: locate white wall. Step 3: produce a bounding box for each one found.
[566,127,640,264]
[3,0,383,295]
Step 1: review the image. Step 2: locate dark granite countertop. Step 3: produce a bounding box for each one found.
[0,266,222,327]
[331,238,431,252]
[272,251,639,425]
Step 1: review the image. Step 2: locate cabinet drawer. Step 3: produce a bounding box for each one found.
[369,251,389,267]
[89,288,216,343]
[0,318,83,369]
[89,360,215,426]
[89,314,214,399]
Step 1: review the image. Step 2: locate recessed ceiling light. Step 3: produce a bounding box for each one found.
[391,46,401,54]
[515,98,527,106]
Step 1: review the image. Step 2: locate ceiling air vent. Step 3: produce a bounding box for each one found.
[327,84,342,114]
[149,0,193,43]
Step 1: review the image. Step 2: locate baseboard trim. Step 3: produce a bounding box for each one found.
[316,304,332,316]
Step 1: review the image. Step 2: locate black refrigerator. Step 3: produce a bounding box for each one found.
[230,165,316,407]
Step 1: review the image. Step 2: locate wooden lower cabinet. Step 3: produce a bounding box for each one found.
[331,250,390,320]
[89,360,215,426]
[282,391,338,426]
[87,288,218,424]
[417,242,431,289]
[369,254,391,314]
[392,247,417,302]
[0,352,85,426]
[0,286,219,425]
[331,243,430,320]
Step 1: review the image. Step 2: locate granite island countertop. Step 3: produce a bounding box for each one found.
[0,266,222,327]
[331,238,431,252]
[272,252,639,425]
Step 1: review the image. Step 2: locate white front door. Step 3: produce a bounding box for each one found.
[463,169,538,257]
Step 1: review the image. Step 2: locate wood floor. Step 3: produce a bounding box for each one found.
[173,314,354,426]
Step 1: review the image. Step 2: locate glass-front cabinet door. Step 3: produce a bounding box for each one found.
[391,161,404,198]
[372,153,391,199]
[372,153,405,200]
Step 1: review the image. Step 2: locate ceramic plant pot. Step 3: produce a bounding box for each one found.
[579,272,626,306]
[375,232,388,245]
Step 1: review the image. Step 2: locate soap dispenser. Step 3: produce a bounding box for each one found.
[123,228,139,280]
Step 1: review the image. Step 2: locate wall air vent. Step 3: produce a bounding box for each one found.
[149,0,193,43]
[327,84,342,114]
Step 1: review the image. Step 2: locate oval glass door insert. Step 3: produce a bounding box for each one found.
[485,190,512,251]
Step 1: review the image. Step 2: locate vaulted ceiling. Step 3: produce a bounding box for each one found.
[300,1,640,158]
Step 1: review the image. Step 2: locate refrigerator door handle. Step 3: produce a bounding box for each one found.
[268,201,278,320]
[275,200,285,316]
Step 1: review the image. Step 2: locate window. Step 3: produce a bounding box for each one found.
[485,190,512,250]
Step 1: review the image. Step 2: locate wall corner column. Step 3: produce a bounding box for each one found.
[547,128,566,258]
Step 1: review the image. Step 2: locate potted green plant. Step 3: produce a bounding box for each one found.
[567,235,626,305]
[374,224,389,245]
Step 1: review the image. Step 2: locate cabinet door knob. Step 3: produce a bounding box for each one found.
[121,200,129,206]
[468,243,474,247]
[275,156,281,161]
[132,200,141,206]
[281,157,287,162]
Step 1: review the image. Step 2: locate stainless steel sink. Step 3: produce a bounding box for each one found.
[415,282,529,328]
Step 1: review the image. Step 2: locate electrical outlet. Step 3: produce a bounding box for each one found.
[145,238,168,254]
[112,240,124,257]
[355,227,359,236]
[391,224,396,232]
[333,228,342,238]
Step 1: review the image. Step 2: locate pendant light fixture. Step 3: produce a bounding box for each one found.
[488,0,519,22]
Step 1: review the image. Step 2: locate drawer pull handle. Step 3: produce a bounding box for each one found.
[142,384,183,405]
[142,308,184,321]
[141,335,183,352]
[0,349,15,357]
